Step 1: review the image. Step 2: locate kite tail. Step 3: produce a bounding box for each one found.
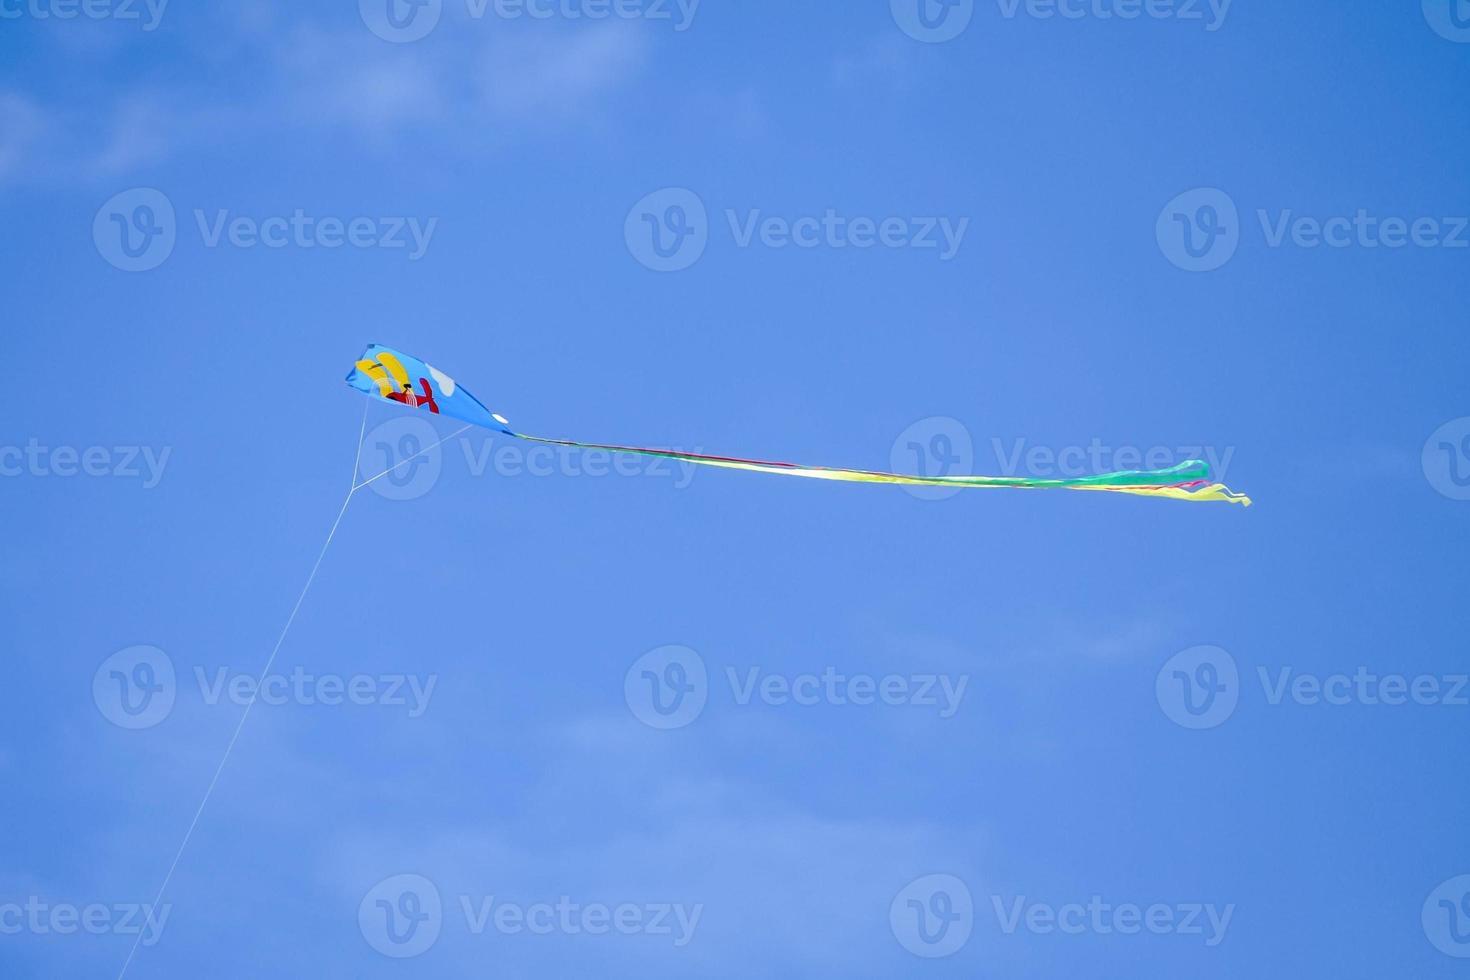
[344,345,1252,506]
[512,434,1252,506]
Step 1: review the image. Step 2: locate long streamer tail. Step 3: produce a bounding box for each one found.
[345,345,1251,506]
[512,433,1251,506]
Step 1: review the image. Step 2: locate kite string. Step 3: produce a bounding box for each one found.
[115,401,370,980]
[352,423,472,491]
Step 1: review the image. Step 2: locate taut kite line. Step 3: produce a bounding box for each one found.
[346,344,1251,505]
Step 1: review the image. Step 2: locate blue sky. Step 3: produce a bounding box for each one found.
[3,1,1470,977]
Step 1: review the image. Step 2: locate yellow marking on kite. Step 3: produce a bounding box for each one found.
[375,351,411,388]
[356,359,394,397]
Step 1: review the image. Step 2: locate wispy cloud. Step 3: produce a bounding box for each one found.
[91,93,179,174]
[830,35,921,91]
[1,14,656,186]
[323,711,982,971]
[477,21,648,122]
[274,27,450,140]
[0,91,47,183]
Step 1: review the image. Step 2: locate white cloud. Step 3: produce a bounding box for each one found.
[0,92,46,183]
[91,94,177,174]
[477,21,649,122]
[322,714,982,971]
[1065,613,1177,661]
[830,35,920,91]
[2,12,658,185]
[273,27,447,140]
[248,20,652,145]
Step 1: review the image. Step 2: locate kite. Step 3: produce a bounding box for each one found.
[346,344,1251,505]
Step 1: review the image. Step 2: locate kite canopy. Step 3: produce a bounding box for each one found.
[345,344,1251,505]
[347,344,513,435]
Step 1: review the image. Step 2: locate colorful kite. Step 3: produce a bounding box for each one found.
[346,344,1250,505]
